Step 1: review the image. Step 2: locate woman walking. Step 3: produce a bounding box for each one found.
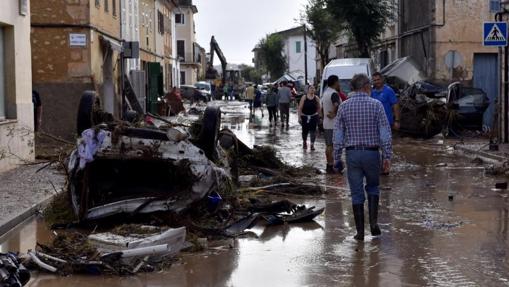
[298,86,321,150]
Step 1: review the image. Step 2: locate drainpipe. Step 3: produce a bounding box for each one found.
[496,10,509,143]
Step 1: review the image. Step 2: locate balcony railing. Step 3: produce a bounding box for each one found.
[178,52,201,64]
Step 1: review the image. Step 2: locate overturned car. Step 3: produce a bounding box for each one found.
[68,92,232,221]
[381,57,490,138]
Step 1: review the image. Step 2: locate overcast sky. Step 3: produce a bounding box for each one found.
[193,0,308,65]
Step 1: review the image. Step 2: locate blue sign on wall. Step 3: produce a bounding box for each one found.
[483,22,508,47]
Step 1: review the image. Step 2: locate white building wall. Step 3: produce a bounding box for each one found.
[0,0,34,172]
[285,35,317,84]
[121,0,140,72]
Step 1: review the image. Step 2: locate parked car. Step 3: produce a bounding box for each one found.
[180,85,209,102]
[195,81,212,101]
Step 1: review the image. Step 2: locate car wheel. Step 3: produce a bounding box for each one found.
[199,106,221,160]
[77,91,98,135]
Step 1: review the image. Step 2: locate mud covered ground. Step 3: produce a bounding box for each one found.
[2,101,509,287]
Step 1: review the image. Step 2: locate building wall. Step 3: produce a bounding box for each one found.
[90,0,121,38]
[175,6,195,63]
[175,5,198,85]
[0,0,34,172]
[121,0,141,71]
[31,0,121,140]
[140,0,156,53]
[432,0,497,82]
[284,34,316,84]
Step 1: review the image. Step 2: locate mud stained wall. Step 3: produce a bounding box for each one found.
[432,0,497,82]
[33,83,94,140]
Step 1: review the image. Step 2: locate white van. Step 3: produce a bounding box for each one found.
[319,58,375,96]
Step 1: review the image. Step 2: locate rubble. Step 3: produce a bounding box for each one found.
[24,104,327,278]
[0,253,30,287]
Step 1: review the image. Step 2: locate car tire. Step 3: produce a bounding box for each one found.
[200,106,221,160]
[77,91,97,135]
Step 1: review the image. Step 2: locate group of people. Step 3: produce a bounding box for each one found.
[245,81,295,129]
[296,72,399,241]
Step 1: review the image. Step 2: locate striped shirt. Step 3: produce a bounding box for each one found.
[333,92,392,160]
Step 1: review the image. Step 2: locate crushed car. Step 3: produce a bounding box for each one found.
[69,92,231,222]
[381,57,490,138]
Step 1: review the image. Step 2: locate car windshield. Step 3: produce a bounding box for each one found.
[195,83,210,91]
[339,80,352,94]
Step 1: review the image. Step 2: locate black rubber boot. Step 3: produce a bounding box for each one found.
[368,195,381,236]
[352,204,364,241]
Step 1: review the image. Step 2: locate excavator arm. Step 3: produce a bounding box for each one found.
[206,36,227,85]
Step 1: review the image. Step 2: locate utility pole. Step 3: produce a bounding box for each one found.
[303,25,308,84]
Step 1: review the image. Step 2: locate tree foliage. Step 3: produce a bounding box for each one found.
[326,0,392,57]
[257,34,287,81]
[304,0,343,70]
[239,64,262,84]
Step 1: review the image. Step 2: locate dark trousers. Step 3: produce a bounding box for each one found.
[301,115,318,143]
[279,103,290,125]
[346,150,381,205]
[267,106,278,122]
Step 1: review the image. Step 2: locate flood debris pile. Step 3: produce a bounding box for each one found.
[382,57,490,138]
[0,253,30,287]
[23,227,186,276]
[28,105,325,277]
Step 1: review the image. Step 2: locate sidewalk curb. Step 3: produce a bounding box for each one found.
[0,194,56,237]
[455,145,507,163]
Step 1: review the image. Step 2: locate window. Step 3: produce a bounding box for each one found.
[158,11,164,34]
[490,0,501,13]
[95,0,100,7]
[112,0,117,16]
[180,71,186,85]
[104,0,109,12]
[177,40,185,61]
[175,13,185,24]
[296,41,302,53]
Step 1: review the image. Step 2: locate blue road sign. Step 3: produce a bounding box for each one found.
[484,22,508,47]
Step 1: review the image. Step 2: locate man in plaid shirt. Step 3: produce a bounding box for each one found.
[333,73,392,241]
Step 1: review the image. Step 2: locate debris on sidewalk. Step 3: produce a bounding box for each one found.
[0,253,30,287]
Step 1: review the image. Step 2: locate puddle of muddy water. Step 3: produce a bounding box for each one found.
[3,101,509,286]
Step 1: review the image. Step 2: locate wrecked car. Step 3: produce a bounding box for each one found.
[381,57,490,138]
[68,92,231,221]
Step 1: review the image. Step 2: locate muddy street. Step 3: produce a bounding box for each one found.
[2,101,509,287]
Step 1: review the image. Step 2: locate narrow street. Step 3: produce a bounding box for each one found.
[2,102,509,287]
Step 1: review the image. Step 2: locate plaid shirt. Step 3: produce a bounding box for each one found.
[333,92,392,161]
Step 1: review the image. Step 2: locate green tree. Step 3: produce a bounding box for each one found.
[239,64,262,83]
[304,0,343,71]
[257,34,287,81]
[326,0,392,57]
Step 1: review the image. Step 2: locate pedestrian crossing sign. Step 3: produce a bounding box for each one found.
[484,22,508,47]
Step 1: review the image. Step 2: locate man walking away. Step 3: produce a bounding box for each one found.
[278,81,292,129]
[321,75,342,174]
[333,74,392,241]
[371,72,400,130]
[245,84,255,116]
[266,84,279,126]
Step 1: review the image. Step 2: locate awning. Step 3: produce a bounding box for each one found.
[100,35,122,52]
